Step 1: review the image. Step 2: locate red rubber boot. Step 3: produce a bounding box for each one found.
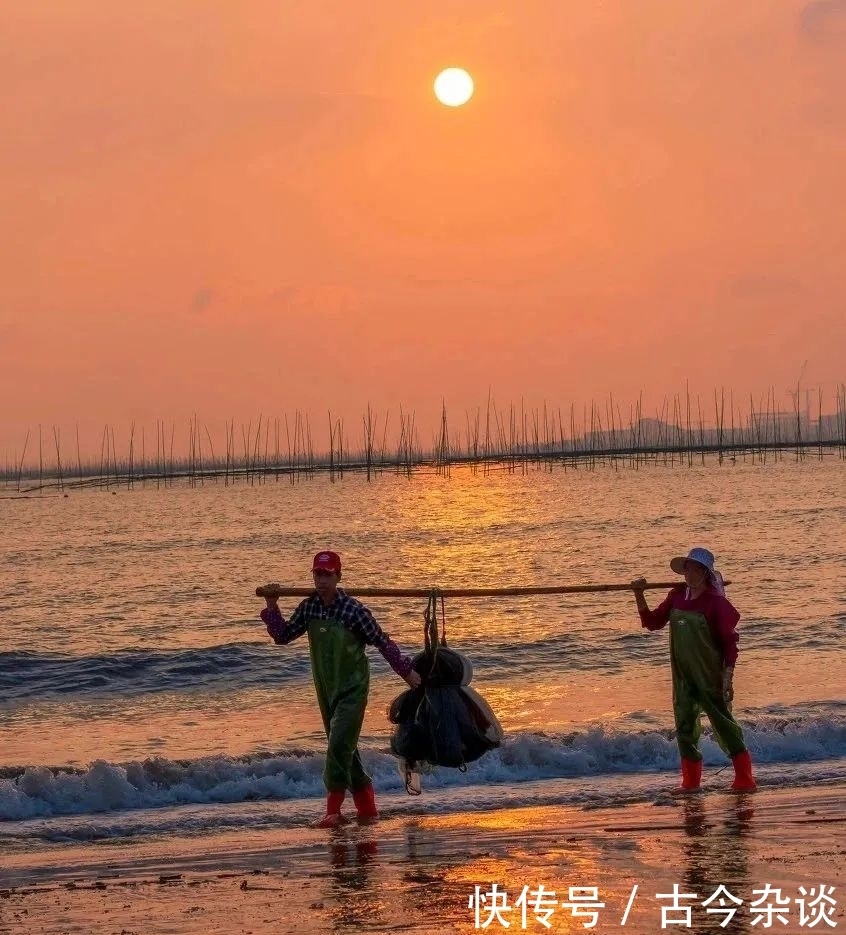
[313,789,348,828]
[673,758,703,794]
[352,783,379,824]
[730,751,757,792]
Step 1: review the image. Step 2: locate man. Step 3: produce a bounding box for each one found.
[261,550,422,826]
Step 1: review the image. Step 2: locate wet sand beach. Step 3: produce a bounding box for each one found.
[2,782,843,934]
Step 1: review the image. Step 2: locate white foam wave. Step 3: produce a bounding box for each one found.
[2,715,844,822]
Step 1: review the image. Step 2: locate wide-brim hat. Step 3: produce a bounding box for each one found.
[670,547,716,576]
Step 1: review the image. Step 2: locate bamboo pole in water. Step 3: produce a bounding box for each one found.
[16,428,29,491]
[255,581,732,599]
[52,425,64,492]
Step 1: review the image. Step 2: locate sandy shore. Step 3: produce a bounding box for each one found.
[2,783,844,934]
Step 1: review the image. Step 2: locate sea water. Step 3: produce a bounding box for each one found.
[2,459,844,852]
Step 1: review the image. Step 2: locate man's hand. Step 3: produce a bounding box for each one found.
[261,584,283,641]
[722,666,735,705]
[262,583,281,609]
[404,669,423,690]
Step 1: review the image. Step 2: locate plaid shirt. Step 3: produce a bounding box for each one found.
[261,588,413,677]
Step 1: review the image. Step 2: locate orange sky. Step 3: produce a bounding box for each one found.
[1,0,844,460]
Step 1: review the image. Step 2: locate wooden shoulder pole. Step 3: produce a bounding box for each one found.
[254,581,731,599]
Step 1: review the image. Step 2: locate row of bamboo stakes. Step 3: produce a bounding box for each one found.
[3,385,845,494]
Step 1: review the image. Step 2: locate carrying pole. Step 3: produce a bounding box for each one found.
[255,580,731,599]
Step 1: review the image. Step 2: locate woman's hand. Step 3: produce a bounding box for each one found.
[722,666,735,704]
[631,577,649,610]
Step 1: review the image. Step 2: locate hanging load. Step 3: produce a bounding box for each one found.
[388,591,503,793]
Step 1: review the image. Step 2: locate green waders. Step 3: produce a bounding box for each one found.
[308,615,372,793]
[669,609,747,761]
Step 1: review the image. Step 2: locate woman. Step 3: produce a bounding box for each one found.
[633,547,756,793]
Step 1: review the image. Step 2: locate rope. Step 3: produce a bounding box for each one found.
[422,588,446,679]
[424,588,447,649]
[405,589,448,792]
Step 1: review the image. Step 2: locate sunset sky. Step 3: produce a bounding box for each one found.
[1,0,844,460]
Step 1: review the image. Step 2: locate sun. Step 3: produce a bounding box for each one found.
[433,68,474,107]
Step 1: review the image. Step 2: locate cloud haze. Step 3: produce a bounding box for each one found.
[1,1,843,458]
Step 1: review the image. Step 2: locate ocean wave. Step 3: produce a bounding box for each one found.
[2,714,844,822]
[0,636,657,703]
[0,645,313,701]
[3,619,839,704]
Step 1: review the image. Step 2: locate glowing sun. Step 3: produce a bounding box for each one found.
[434,68,474,107]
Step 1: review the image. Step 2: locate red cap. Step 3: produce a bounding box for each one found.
[312,550,341,574]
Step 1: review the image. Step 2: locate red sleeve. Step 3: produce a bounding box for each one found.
[710,594,740,666]
[639,588,680,631]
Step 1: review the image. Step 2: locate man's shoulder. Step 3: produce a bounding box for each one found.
[336,589,368,612]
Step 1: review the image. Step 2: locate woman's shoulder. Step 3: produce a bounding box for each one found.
[707,586,735,604]
[707,588,740,619]
[659,584,687,607]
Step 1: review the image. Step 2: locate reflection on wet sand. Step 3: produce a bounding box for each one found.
[679,794,755,935]
[1,787,841,935]
[326,831,382,931]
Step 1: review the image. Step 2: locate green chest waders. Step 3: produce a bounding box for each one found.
[669,609,747,761]
[308,615,372,792]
